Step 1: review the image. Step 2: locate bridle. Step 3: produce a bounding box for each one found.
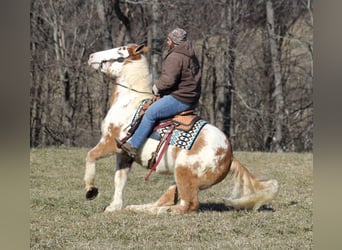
[90,55,131,69]
[91,55,153,95]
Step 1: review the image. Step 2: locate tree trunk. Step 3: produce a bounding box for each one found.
[150,0,162,82]
[215,0,235,138]
[114,0,132,43]
[96,0,113,49]
[262,28,274,152]
[266,0,285,152]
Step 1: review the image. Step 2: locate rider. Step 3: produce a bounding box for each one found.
[120,28,202,158]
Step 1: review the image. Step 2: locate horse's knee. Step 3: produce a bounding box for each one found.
[86,148,98,162]
[156,184,178,206]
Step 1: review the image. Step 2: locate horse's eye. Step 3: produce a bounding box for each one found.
[117,57,125,63]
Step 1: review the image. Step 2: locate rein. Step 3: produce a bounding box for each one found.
[91,55,153,95]
[145,120,176,181]
[114,82,153,95]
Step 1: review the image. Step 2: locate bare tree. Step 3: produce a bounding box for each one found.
[149,0,162,81]
[265,0,285,152]
[30,0,313,152]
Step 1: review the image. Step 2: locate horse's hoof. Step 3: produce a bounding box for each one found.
[103,206,116,213]
[86,187,98,200]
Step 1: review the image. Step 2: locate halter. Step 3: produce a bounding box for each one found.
[91,55,153,95]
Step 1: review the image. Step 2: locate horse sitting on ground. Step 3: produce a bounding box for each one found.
[84,43,279,214]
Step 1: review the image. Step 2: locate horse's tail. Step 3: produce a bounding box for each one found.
[224,158,279,210]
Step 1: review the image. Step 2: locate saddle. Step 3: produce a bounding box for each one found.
[115,97,201,180]
[166,110,200,131]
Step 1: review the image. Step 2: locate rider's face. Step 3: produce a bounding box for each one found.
[166,37,174,49]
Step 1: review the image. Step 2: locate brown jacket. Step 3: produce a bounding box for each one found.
[155,41,201,105]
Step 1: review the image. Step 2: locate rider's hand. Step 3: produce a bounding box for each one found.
[152,84,159,95]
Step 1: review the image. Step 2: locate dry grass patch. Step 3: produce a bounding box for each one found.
[30,147,312,249]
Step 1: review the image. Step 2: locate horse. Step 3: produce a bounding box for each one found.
[84,43,279,214]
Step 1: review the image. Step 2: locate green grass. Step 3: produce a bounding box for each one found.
[30,147,313,249]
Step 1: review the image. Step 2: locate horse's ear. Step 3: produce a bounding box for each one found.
[134,44,149,54]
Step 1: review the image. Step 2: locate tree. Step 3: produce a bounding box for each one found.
[265,0,284,152]
[30,0,313,152]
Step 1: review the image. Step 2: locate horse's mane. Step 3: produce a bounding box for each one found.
[122,52,151,93]
[109,49,152,106]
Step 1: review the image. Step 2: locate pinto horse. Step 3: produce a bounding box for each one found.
[84,43,279,214]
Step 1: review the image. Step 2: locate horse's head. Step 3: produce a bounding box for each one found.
[88,44,149,77]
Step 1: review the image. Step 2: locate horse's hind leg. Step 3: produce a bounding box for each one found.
[84,140,116,200]
[155,184,179,206]
[169,166,200,214]
[125,184,179,214]
[126,169,199,214]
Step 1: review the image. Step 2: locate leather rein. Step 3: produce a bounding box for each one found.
[91,56,153,95]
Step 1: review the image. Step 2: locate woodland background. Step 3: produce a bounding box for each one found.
[30,0,313,152]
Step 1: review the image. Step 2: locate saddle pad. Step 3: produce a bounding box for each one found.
[131,99,207,150]
[150,119,207,150]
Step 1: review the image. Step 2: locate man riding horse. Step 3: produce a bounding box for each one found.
[119,28,202,158]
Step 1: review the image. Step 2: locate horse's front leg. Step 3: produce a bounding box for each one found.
[84,155,99,200]
[104,153,133,212]
[84,139,117,200]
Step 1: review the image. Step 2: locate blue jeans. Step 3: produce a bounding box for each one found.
[129,95,196,149]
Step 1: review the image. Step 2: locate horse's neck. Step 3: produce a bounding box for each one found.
[106,60,152,132]
[121,58,152,94]
[107,76,151,129]
[115,74,151,103]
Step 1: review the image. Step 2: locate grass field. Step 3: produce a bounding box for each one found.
[30,147,313,249]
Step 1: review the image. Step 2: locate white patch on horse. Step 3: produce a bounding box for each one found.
[176,125,228,177]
